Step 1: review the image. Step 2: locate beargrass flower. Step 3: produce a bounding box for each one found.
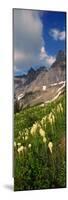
[39,128,45,137]
[17,142,21,146]
[31,122,38,135]
[25,136,28,140]
[57,103,63,113]
[28,144,31,148]
[41,116,47,125]
[48,142,53,153]
[48,112,55,125]
[17,146,24,154]
[43,137,47,143]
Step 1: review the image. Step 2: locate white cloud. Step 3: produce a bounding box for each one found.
[46,56,56,66]
[40,46,56,67]
[49,28,65,40]
[14,50,26,62]
[14,9,56,74]
[14,9,43,70]
[40,46,46,59]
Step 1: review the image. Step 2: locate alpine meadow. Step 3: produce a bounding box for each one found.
[13,9,66,191]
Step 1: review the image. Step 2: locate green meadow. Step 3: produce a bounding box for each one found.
[14,93,66,191]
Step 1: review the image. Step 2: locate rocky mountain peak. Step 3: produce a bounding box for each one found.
[28,67,35,75]
[56,50,65,62]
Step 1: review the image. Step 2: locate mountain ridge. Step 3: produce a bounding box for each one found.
[14,50,66,111]
[14,50,65,78]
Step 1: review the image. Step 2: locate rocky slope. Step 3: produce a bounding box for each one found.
[14,50,66,111]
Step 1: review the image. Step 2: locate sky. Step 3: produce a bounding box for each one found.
[13,9,66,76]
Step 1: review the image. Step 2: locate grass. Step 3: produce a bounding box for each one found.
[14,93,66,191]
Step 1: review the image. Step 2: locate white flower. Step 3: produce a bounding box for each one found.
[57,103,63,113]
[28,144,31,148]
[40,103,44,107]
[52,114,55,122]
[31,122,38,135]
[41,116,46,126]
[48,142,53,153]
[17,143,21,146]
[25,136,28,140]
[14,141,16,147]
[48,112,55,125]
[17,146,24,154]
[43,137,47,143]
[39,128,45,137]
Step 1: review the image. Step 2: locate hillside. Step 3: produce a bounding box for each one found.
[14,93,66,190]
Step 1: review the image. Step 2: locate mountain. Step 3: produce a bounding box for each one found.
[51,50,66,70]
[56,50,66,62]
[14,50,66,111]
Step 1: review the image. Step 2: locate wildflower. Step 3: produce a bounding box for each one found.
[48,142,53,154]
[17,146,24,154]
[48,113,52,124]
[41,116,46,126]
[39,128,45,137]
[40,103,44,107]
[17,142,21,146]
[30,122,38,135]
[61,107,63,112]
[43,137,47,143]
[57,103,63,113]
[48,112,55,125]
[14,141,16,147]
[28,144,31,148]
[57,105,60,112]
[25,136,28,140]
[52,114,55,122]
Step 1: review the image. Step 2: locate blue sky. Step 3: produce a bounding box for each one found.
[41,11,66,55]
[14,9,66,76]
